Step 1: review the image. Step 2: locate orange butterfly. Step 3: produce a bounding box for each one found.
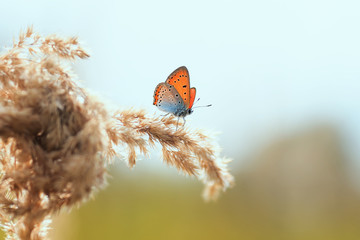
[153,66,211,126]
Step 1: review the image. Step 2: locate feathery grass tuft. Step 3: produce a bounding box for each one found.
[0,27,234,239]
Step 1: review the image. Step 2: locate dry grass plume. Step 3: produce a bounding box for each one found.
[0,27,234,240]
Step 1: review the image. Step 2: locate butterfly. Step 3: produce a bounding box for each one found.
[153,66,211,126]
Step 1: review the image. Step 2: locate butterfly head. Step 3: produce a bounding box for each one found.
[174,107,193,117]
[179,108,193,117]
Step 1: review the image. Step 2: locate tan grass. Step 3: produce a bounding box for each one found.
[0,27,234,240]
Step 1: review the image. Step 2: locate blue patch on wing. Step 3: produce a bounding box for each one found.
[154,83,187,116]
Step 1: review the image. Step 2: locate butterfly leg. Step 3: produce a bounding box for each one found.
[176,117,180,130]
[182,116,186,127]
[160,113,171,117]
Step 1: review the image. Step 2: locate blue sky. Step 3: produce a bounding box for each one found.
[1,0,360,168]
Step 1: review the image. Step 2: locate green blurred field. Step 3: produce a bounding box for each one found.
[49,166,360,240]
[50,168,243,240]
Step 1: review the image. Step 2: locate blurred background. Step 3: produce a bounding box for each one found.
[1,0,360,239]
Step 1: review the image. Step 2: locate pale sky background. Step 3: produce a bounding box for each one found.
[1,0,360,170]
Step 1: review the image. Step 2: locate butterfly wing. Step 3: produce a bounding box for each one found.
[153,82,186,115]
[165,66,190,109]
[188,87,196,109]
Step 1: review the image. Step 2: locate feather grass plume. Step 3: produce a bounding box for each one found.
[0,27,234,239]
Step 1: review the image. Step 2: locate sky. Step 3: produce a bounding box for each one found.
[1,0,360,169]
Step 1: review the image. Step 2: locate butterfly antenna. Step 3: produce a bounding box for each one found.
[192,104,212,109]
[194,98,201,106]
[192,97,212,108]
